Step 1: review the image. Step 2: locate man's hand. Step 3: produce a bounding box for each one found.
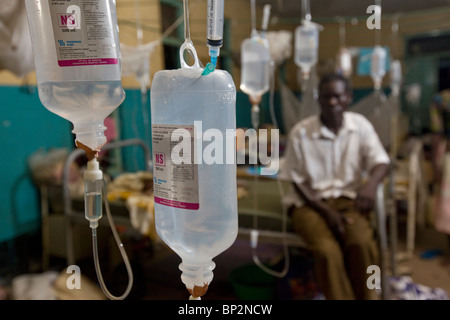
[355,183,377,214]
[320,207,353,246]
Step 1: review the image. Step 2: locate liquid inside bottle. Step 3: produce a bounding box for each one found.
[85,191,102,222]
[38,81,124,124]
[295,24,319,75]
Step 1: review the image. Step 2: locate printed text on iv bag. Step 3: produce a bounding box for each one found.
[164,121,279,176]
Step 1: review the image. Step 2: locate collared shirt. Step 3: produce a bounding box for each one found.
[279,111,391,208]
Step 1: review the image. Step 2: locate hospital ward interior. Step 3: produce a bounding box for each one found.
[2,0,450,301]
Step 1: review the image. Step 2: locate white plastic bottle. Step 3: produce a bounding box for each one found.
[370,45,387,90]
[390,59,402,96]
[151,52,238,299]
[240,35,271,102]
[294,21,321,80]
[25,0,125,150]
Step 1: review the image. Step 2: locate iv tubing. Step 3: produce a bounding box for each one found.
[250,167,290,278]
[250,0,258,38]
[268,61,278,129]
[249,62,289,279]
[301,0,311,22]
[88,173,133,300]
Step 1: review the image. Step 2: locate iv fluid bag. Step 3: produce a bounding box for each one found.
[240,37,271,100]
[390,59,402,95]
[151,67,238,295]
[370,45,387,89]
[25,0,125,150]
[294,21,320,78]
[336,47,353,78]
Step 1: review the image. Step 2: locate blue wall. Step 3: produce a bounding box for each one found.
[0,85,73,243]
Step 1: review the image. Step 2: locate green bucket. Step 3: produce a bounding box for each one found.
[230,264,276,300]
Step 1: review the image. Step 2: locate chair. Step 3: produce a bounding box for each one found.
[393,137,429,264]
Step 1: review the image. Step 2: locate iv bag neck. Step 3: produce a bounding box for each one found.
[301,19,324,31]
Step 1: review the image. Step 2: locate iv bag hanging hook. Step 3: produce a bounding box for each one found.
[180,0,200,68]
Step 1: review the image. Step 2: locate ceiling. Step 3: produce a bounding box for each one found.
[255,0,450,20]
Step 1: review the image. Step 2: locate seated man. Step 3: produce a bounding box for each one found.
[280,73,390,300]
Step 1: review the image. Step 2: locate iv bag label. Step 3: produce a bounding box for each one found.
[152,124,199,211]
[49,0,118,67]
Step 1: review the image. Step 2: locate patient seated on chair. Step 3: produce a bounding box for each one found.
[279,73,390,300]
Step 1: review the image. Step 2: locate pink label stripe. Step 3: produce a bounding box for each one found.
[154,197,199,210]
[58,58,118,67]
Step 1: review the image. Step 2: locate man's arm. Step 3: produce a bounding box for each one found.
[355,163,390,213]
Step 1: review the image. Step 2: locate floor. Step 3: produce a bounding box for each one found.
[82,221,450,301]
[137,224,450,301]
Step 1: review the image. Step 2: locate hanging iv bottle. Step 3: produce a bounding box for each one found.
[240,34,271,102]
[390,59,402,96]
[370,45,387,91]
[25,0,125,150]
[294,21,321,80]
[150,50,238,299]
[336,47,353,78]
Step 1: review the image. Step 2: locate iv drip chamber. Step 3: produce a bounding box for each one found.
[294,20,321,80]
[150,67,238,298]
[240,36,271,101]
[25,0,125,150]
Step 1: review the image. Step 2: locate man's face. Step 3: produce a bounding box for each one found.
[318,80,352,130]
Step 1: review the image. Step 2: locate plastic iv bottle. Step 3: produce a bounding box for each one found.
[151,51,238,299]
[370,45,387,90]
[336,47,353,78]
[294,21,321,80]
[25,0,125,150]
[390,59,402,96]
[240,35,271,103]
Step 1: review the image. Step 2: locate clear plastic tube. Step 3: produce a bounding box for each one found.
[91,179,133,300]
[251,104,260,130]
[260,4,271,37]
[249,61,289,279]
[206,0,224,66]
